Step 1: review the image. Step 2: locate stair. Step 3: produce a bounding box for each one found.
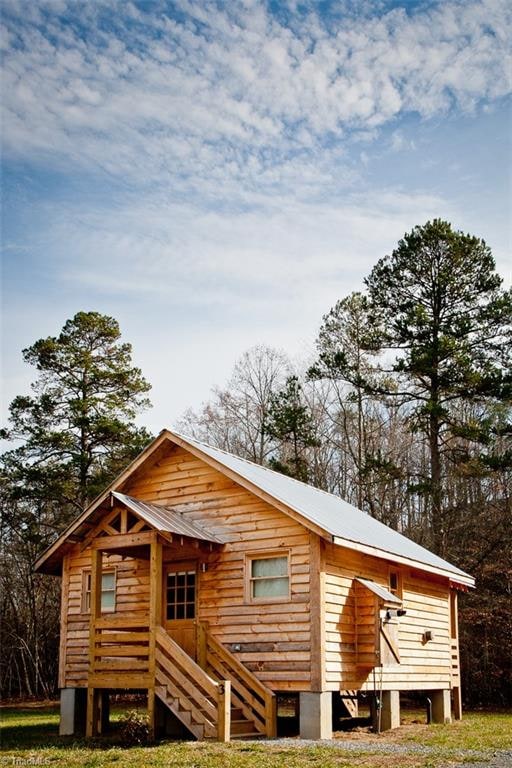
[230,707,263,739]
[154,624,275,741]
[155,627,228,740]
[340,690,359,718]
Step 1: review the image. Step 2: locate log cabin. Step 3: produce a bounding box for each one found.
[35,429,474,741]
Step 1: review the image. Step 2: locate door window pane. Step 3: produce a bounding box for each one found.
[166,570,195,621]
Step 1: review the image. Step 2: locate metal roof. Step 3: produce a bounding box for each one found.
[173,432,473,585]
[355,578,403,605]
[111,492,225,544]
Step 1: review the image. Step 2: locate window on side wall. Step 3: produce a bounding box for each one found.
[82,569,116,613]
[389,570,403,599]
[247,553,290,602]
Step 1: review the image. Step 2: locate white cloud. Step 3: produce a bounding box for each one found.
[2,0,510,195]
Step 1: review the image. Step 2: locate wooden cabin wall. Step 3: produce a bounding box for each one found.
[61,548,150,688]
[124,444,313,692]
[323,542,453,692]
[60,443,314,692]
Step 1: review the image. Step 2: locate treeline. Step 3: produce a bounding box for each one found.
[1,221,510,706]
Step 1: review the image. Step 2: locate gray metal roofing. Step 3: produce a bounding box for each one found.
[112,492,225,544]
[355,578,403,605]
[174,432,472,582]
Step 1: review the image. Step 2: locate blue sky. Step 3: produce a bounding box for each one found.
[2,0,511,434]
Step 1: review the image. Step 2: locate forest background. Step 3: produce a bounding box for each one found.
[1,220,510,709]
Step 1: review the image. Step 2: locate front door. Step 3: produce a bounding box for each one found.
[163,561,197,660]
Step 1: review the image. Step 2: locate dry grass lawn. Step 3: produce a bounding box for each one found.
[1,702,511,768]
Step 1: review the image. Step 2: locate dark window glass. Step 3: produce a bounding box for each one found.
[166,569,196,621]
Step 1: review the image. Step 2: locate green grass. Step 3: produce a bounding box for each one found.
[1,704,511,768]
[397,709,512,751]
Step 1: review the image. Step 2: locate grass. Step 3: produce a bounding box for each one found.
[1,703,511,768]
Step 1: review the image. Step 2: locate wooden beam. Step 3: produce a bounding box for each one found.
[86,687,99,737]
[148,531,163,743]
[91,531,154,550]
[217,680,231,742]
[89,548,102,665]
[58,554,70,688]
[147,687,156,742]
[80,507,123,552]
[309,533,325,692]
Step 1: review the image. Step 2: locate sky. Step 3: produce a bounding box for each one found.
[1,0,511,436]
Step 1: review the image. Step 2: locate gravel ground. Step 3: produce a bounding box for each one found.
[252,738,512,767]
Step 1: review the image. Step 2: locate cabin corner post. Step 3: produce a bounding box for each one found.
[86,548,103,737]
[309,533,326,691]
[58,554,70,690]
[450,589,462,720]
[300,534,331,740]
[148,532,163,741]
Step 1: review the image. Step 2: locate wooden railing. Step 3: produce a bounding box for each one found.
[450,640,460,685]
[199,622,277,738]
[89,616,151,688]
[155,626,231,741]
[88,618,275,740]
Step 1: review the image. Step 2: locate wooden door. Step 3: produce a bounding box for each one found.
[163,561,197,660]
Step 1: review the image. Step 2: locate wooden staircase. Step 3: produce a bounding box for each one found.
[339,690,359,718]
[154,624,276,741]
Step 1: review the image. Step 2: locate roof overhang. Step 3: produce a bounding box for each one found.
[333,536,475,589]
[34,428,475,589]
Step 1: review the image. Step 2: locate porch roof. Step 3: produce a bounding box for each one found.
[111,492,225,544]
[355,578,403,605]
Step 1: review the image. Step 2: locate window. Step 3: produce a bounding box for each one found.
[247,553,290,602]
[166,570,196,620]
[82,569,116,613]
[389,571,402,599]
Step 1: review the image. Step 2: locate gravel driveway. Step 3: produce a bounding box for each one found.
[254,737,512,767]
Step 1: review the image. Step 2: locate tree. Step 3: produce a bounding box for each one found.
[177,345,291,463]
[0,311,152,700]
[364,220,512,555]
[2,311,152,514]
[309,292,392,511]
[263,376,320,482]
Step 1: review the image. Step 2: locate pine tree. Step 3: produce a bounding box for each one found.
[263,376,319,482]
[1,311,152,516]
[364,219,511,555]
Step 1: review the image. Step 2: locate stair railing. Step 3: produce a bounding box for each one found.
[198,621,277,737]
[155,625,231,741]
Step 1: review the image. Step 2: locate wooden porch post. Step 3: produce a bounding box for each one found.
[217,680,231,742]
[148,532,163,741]
[86,548,102,737]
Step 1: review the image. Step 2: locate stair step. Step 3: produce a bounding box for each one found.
[231,719,256,734]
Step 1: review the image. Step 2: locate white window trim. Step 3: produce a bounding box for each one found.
[245,550,291,604]
[82,567,117,614]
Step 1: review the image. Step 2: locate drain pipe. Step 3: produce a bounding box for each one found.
[426,697,432,724]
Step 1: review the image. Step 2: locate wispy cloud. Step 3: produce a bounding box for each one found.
[2,0,510,199]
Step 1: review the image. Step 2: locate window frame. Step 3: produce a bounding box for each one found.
[388,569,403,600]
[82,567,117,614]
[165,567,197,622]
[245,550,291,604]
